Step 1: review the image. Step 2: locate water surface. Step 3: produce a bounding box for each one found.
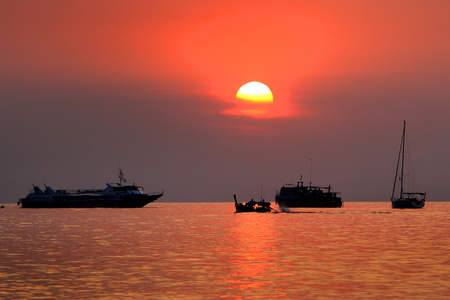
[0,202,448,299]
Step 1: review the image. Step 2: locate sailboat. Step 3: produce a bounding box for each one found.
[391,121,426,209]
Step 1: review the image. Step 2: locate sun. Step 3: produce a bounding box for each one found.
[236,81,273,103]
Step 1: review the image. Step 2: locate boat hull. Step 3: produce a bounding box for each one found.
[20,193,163,208]
[391,197,425,209]
[235,204,272,213]
[275,196,342,208]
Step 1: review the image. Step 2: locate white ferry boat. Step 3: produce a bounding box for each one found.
[18,169,163,208]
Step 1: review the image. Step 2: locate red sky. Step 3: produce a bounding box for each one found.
[1,0,449,202]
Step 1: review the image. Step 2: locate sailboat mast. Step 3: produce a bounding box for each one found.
[391,121,404,200]
[400,120,406,197]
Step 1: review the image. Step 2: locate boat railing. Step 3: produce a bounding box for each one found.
[28,188,163,196]
[144,191,164,196]
[29,189,104,194]
[403,192,426,195]
[307,186,341,194]
[403,192,426,200]
[277,187,341,197]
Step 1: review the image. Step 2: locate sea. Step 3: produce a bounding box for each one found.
[0,202,449,299]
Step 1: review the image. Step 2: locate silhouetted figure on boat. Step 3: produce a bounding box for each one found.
[234,195,274,213]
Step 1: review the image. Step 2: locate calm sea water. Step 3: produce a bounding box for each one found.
[0,202,449,299]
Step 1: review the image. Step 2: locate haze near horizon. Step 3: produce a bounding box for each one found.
[1,1,449,203]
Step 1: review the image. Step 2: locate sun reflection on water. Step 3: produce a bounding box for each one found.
[225,214,287,297]
[0,203,449,298]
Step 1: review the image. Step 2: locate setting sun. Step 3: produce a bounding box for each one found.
[236,81,273,103]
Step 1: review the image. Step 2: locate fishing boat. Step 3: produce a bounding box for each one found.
[234,194,274,213]
[275,179,342,208]
[18,169,163,208]
[391,121,425,209]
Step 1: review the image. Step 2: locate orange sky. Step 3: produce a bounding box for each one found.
[3,1,448,116]
[1,1,449,202]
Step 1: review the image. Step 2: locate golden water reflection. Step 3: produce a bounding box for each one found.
[0,203,449,299]
[225,213,286,298]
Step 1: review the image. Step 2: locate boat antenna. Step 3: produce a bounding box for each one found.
[309,159,312,187]
[260,183,263,201]
[118,168,126,186]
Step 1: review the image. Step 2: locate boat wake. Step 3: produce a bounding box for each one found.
[278,207,312,213]
[278,206,391,214]
[280,207,292,213]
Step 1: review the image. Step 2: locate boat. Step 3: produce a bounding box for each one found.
[18,169,163,208]
[275,178,342,208]
[234,194,274,213]
[391,121,425,209]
